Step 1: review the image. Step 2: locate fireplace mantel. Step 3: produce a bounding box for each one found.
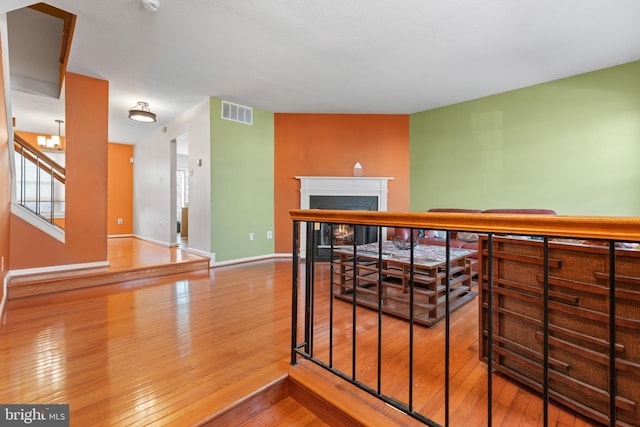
[295,176,393,259]
[295,176,393,211]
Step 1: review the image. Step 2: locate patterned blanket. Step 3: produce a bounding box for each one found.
[355,241,474,263]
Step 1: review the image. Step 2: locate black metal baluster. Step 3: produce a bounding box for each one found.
[291,219,300,366]
[351,225,358,381]
[304,221,315,356]
[308,221,316,357]
[408,228,415,413]
[377,226,383,395]
[445,231,451,426]
[329,223,335,369]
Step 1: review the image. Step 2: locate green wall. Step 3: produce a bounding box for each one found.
[410,61,640,216]
[210,98,274,261]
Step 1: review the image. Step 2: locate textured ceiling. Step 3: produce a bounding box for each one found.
[4,0,640,144]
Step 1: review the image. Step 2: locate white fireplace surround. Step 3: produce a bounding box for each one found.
[295,176,393,258]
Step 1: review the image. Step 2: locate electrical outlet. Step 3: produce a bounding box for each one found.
[249,232,254,241]
[266,231,273,239]
[117,218,123,225]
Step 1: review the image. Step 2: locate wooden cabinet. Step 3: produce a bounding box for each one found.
[332,242,477,327]
[478,236,640,426]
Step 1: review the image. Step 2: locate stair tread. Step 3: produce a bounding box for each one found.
[10,258,209,285]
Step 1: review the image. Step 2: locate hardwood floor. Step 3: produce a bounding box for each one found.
[0,240,597,426]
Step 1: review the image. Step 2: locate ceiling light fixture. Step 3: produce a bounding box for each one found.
[38,119,63,150]
[51,119,63,148]
[128,101,157,123]
[141,0,160,12]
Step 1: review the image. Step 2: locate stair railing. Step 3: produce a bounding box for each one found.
[13,133,66,228]
[290,210,640,426]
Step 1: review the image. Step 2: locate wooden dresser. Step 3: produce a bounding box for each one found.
[478,236,640,426]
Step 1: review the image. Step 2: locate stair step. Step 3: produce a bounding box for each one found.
[8,258,210,299]
[287,360,425,427]
[200,358,425,426]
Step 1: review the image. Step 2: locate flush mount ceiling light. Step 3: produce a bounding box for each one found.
[128,101,157,123]
[141,0,160,12]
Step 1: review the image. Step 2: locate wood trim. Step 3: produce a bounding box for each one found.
[28,3,76,97]
[484,249,561,268]
[289,209,640,241]
[197,376,290,427]
[57,13,76,96]
[288,361,423,426]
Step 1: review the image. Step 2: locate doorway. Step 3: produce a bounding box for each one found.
[176,134,189,248]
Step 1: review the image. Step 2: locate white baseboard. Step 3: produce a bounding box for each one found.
[273,253,293,259]
[133,234,171,247]
[179,247,215,265]
[130,235,296,268]
[132,235,215,263]
[211,252,292,267]
[0,272,8,316]
[9,260,111,277]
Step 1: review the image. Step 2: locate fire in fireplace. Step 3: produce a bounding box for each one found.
[309,195,378,261]
[331,224,354,246]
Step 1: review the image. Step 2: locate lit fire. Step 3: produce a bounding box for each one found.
[334,224,354,244]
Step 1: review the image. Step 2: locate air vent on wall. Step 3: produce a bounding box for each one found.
[221,100,253,125]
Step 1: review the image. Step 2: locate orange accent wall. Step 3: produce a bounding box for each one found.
[9,73,109,269]
[107,143,133,235]
[0,35,10,305]
[274,113,410,253]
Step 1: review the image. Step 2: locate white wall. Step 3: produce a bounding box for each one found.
[133,98,211,254]
[133,124,172,244]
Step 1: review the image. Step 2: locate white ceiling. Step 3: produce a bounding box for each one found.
[4,0,640,144]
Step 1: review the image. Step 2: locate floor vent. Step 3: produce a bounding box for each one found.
[221,100,253,125]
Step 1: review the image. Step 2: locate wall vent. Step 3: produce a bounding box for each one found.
[221,100,253,125]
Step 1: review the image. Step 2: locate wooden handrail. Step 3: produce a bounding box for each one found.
[289,209,640,241]
[14,133,66,183]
